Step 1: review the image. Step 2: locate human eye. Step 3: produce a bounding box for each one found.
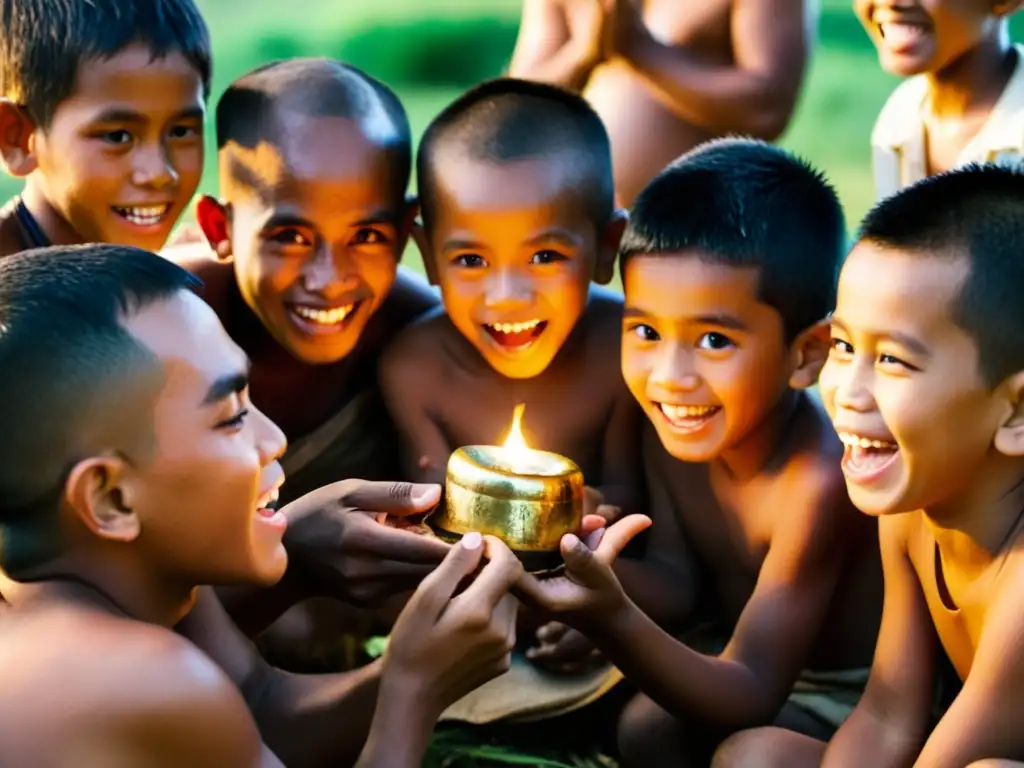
[452,253,487,268]
[627,323,660,342]
[217,408,249,430]
[530,249,567,265]
[97,129,132,146]
[829,337,853,356]
[878,352,918,372]
[697,331,734,350]
[167,123,200,140]
[265,227,313,247]
[352,228,390,246]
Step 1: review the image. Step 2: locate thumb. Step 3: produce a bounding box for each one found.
[342,481,442,516]
[560,533,603,583]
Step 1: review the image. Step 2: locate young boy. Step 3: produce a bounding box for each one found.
[171,57,440,671]
[525,138,885,767]
[863,0,1024,199]
[378,77,643,720]
[0,0,209,256]
[0,244,531,768]
[507,0,810,205]
[712,164,1024,767]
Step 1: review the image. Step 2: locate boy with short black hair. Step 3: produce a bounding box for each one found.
[862,0,1024,198]
[0,243,530,768]
[714,163,1024,767]
[379,76,644,721]
[522,138,884,767]
[0,0,210,255]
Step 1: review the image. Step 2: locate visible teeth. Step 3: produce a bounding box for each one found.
[489,320,541,334]
[292,304,354,325]
[257,488,280,510]
[114,205,170,226]
[838,432,897,450]
[659,404,718,420]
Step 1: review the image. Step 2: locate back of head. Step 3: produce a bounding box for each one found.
[0,244,198,578]
[417,77,614,228]
[215,57,412,198]
[858,163,1024,387]
[0,0,211,128]
[620,138,846,340]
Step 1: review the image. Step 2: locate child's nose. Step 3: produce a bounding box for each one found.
[650,344,701,392]
[483,268,532,309]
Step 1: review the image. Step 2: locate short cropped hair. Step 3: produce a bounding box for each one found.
[0,245,199,578]
[0,0,211,129]
[858,163,1024,386]
[417,77,614,229]
[620,138,846,341]
[216,58,412,199]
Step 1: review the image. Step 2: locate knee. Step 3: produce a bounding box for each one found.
[616,693,680,767]
[712,728,776,768]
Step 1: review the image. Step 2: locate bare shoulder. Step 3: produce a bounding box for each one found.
[379,303,452,381]
[0,608,261,766]
[574,286,626,368]
[160,241,238,311]
[0,198,26,258]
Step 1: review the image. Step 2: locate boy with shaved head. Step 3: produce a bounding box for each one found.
[167,58,442,670]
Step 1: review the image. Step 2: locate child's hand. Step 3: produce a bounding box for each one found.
[584,485,621,524]
[381,532,522,721]
[565,0,610,67]
[515,514,651,625]
[526,621,604,675]
[601,0,648,59]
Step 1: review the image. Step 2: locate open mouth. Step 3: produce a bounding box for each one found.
[877,20,930,49]
[656,403,721,434]
[838,432,900,481]
[483,319,547,352]
[288,302,360,334]
[112,204,172,228]
[255,486,281,516]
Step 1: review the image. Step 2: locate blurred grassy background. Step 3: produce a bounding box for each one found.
[3,0,1021,275]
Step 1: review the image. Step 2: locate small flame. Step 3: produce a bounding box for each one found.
[500,403,535,472]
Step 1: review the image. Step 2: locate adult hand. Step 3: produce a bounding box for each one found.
[281,480,451,608]
[515,514,652,627]
[527,621,605,675]
[381,533,522,720]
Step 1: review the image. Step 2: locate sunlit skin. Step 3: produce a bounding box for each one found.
[819,242,1012,520]
[621,253,796,468]
[853,0,1017,78]
[124,290,290,587]
[213,116,408,367]
[419,154,604,380]
[2,43,205,254]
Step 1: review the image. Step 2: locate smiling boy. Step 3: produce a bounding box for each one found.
[861,0,1024,198]
[714,164,1024,767]
[0,0,209,255]
[601,139,883,767]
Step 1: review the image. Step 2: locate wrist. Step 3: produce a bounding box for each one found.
[360,672,437,766]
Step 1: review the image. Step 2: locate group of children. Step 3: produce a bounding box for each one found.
[1,0,1024,766]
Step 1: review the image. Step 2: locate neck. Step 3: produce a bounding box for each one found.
[713,389,803,482]
[1,553,197,627]
[927,31,1016,119]
[924,453,1024,573]
[21,179,86,247]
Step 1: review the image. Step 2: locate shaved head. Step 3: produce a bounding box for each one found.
[215,57,412,202]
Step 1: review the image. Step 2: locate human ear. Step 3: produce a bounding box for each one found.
[994,370,1024,456]
[992,0,1022,19]
[412,218,440,286]
[595,209,628,286]
[396,194,420,265]
[789,320,831,390]
[0,100,37,177]
[63,456,141,543]
[195,195,234,262]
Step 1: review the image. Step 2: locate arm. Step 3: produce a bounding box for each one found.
[613,0,811,138]
[378,330,453,484]
[908,574,1024,767]
[822,514,937,767]
[593,473,870,729]
[594,377,645,515]
[612,425,699,630]
[177,588,381,768]
[508,0,603,91]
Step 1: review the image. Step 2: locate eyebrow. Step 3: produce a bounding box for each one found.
[830,317,932,358]
[202,370,250,407]
[524,229,582,249]
[90,106,204,125]
[622,307,748,330]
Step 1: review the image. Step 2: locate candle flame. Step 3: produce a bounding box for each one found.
[502,403,530,456]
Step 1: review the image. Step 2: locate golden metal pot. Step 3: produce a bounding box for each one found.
[429,444,584,573]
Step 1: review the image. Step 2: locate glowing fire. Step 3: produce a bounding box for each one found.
[499,403,544,474]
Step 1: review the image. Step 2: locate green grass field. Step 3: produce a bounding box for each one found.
[2,0,1020,276]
